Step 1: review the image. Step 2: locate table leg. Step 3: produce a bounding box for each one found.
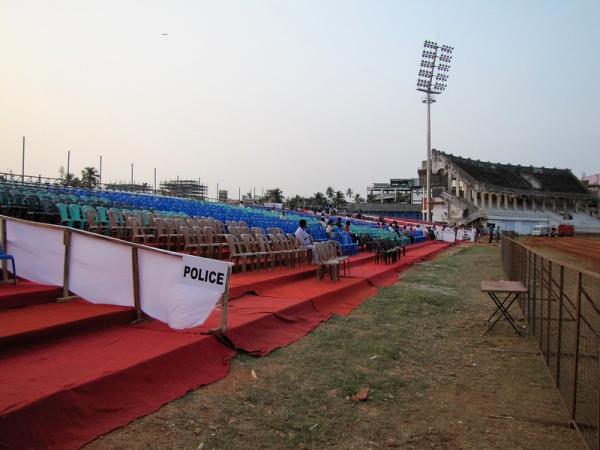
[484,292,523,336]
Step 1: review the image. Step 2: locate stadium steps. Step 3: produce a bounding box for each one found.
[0,279,62,311]
[0,299,134,348]
[0,324,232,450]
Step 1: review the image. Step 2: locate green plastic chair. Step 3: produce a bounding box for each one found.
[97,206,110,225]
[56,203,73,227]
[68,204,86,229]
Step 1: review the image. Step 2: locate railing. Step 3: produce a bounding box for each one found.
[501,234,600,449]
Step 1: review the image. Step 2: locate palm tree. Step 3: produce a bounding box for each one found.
[267,188,284,203]
[81,166,100,189]
[325,186,335,202]
[353,193,364,204]
[313,192,325,208]
[334,190,345,207]
[346,188,353,202]
[63,172,81,187]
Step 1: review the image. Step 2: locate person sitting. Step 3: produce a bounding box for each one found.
[294,219,311,246]
[335,217,343,229]
[325,220,335,239]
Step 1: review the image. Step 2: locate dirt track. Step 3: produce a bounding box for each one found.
[523,236,600,274]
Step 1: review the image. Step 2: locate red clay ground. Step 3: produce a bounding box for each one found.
[522,236,600,274]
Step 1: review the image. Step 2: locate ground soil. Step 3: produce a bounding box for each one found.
[523,236,600,274]
[86,245,584,450]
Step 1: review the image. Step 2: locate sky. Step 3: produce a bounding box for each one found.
[1,0,598,199]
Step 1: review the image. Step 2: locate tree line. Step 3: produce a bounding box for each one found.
[262,187,365,209]
[59,166,99,189]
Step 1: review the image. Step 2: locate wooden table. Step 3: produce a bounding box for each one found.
[481,280,528,336]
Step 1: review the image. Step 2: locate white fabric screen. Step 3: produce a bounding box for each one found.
[138,249,225,329]
[3,218,228,330]
[69,233,134,307]
[5,221,64,286]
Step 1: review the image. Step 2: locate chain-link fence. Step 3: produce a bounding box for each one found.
[502,235,600,449]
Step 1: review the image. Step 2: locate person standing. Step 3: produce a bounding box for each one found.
[488,224,495,244]
[495,226,501,243]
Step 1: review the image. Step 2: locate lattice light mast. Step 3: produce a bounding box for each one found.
[416,40,453,222]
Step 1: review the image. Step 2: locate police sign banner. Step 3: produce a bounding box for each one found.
[181,254,231,293]
[3,216,234,330]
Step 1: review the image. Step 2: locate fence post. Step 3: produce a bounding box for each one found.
[532,254,537,335]
[546,260,552,364]
[1,218,7,282]
[131,247,142,320]
[61,229,71,298]
[526,251,532,324]
[220,265,232,335]
[571,271,582,421]
[556,266,564,387]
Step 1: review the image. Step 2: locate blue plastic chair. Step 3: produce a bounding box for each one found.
[0,244,16,287]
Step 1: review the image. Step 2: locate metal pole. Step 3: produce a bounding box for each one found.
[154,168,157,194]
[21,136,25,184]
[220,265,233,334]
[67,150,71,177]
[426,92,432,222]
[99,155,103,187]
[216,182,219,201]
[131,163,134,185]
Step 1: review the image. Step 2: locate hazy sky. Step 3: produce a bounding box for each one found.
[1,0,598,198]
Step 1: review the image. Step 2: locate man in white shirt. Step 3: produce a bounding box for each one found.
[295,219,318,263]
[295,219,312,247]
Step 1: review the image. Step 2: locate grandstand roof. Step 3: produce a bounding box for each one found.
[436,150,591,195]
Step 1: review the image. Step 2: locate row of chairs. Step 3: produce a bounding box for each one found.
[225,233,311,272]
[375,239,406,264]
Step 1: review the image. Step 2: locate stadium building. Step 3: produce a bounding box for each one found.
[419,149,600,234]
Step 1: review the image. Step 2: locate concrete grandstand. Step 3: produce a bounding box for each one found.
[419,149,600,234]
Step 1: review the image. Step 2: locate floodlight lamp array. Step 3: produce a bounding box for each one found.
[424,40,438,49]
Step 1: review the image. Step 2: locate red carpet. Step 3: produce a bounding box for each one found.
[0,280,62,311]
[0,328,234,450]
[0,240,451,449]
[229,252,376,299]
[0,300,134,348]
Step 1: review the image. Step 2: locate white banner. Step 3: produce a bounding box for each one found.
[3,218,231,330]
[139,250,232,329]
[5,221,64,286]
[69,233,134,307]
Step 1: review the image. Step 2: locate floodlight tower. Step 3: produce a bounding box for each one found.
[416,40,453,222]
